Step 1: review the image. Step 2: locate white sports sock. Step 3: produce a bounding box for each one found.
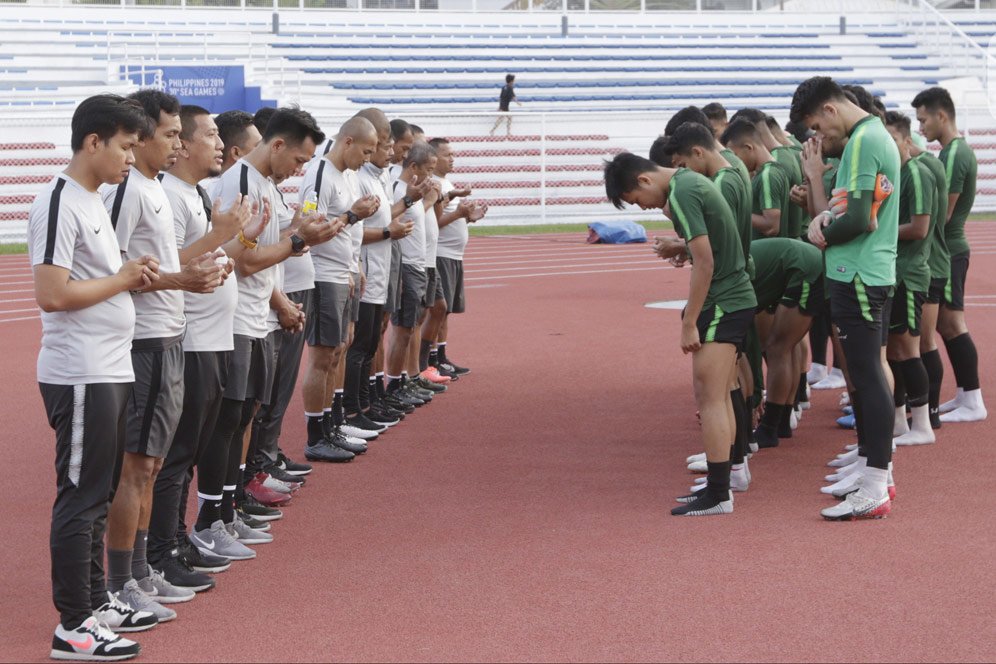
[893,405,910,437]
[862,465,890,500]
[961,388,985,410]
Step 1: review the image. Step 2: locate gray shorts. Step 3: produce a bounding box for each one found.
[422,267,439,309]
[309,280,351,347]
[225,333,275,405]
[385,241,403,314]
[436,257,464,312]
[391,263,428,329]
[125,336,185,458]
[348,272,361,323]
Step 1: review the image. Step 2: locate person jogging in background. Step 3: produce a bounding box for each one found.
[490,74,521,137]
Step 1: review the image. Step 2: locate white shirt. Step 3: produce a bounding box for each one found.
[424,204,440,269]
[275,187,315,294]
[394,178,426,270]
[435,177,469,261]
[29,174,136,384]
[214,159,281,339]
[299,157,361,285]
[102,167,185,340]
[357,163,392,305]
[160,172,238,353]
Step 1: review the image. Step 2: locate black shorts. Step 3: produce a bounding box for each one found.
[828,277,892,345]
[225,333,275,405]
[125,336,185,458]
[308,281,351,347]
[391,263,428,329]
[889,282,926,337]
[926,276,947,305]
[422,267,438,309]
[436,256,466,313]
[781,275,824,317]
[944,251,969,311]
[691,304,754,351]
[385,242,403,314]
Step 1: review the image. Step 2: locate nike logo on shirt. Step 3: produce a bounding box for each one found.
[154,204,164,214]
[92,226,101,235]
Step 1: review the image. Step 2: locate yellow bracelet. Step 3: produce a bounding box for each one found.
[237,231,257,249]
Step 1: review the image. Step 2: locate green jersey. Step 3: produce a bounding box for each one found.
[713,166,752,278]
[939,136,977,256]
[668,168,757,313]
[750,237,824,310]
[827,115,901,287]
[913,151,950,280]
[823,157,840,196]
[773,145,808,238]
[787,134,805,150]
[896,159,935,292]
[720,148,751,192]
[751,160,794,240]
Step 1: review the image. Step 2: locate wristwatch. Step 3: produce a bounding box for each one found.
[290,234,306,254]
[382,227,391,240]
[403,195,415,209]
[346,210,360,225]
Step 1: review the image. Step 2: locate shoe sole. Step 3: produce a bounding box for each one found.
[190,562,232,573]
[173,581,216,592]
[280,466,313,476]
[239,538,273,545]
[106,622,158,634]
[304,453,354,463]
[195,545,256,561]
[151,592,196,604]
[245,493,291,506]
[241,511,283,522]
[50,650,139,661]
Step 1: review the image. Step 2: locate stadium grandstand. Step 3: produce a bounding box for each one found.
[1,0,996,242]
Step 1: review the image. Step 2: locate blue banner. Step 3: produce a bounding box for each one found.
[124,65,255,113]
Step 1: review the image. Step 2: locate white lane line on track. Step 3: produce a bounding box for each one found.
[467,259,665,274]
[0,315,39,324]
[465,265,671,281]
[470,253,656,267]
[0,298,36,305]
[0,307,38,314]
[0,288,33,294]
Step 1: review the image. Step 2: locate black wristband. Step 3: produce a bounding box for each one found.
[382,227,391,240]
[403,195,414,209]
[346,210,360,225]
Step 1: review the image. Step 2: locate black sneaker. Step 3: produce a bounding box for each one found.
[433,362,459,381]
[264,462,306,486]
[367,403,401,427]
[404,381,433,402]
[439,359,470,375]
[386,388,423,409]
[346,411,388,432]
[239,494,284,521]
[236,508,271,532]
[331,430,367,455]
[151,551,216,593]
[413,375,447,393]
[178,536,232,574]
[277,450,313,476]
[305,439,355,463]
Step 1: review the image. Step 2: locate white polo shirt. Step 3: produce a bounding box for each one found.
[394,179,426,270]
[299,157,362,285]
[357,162,392,305]
[435,176,469,261]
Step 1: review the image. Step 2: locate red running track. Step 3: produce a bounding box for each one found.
[2,226,996,662]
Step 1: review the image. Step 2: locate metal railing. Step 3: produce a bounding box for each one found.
[898,0,996,86]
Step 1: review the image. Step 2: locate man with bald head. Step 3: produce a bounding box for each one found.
[299,116,382,461]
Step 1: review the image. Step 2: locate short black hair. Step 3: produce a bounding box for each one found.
[262,107,325,147]
[603,152,658,210]
[215,110,255,154]
[883,110,912,138]
[127,88,180,138]
[70,94,148,152]
[506,74,515,84]
[765,115,782,132]
[665,106,712,138]
[667,122,717,158]
[252,106,277,136]
[403,141,436,168]
[841,84,879,117]
[702,102,727,122]
[409,124,424,136]
[648,135,672,168]
[790,76,848,124]
[729,107,767,126]
[428,137,449,149]
[911,86,956,120]
[179,104,211,142]
[390,118,411,141]
[720,118,761,146]
[784,119,812,144]
[872,96,887,116]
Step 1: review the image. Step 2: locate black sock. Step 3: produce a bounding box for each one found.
[759,402,785,430]
[437,343,448,364]
[706,460,731,500]
[900,357,930,407]
[368,376,378,404]
[419,340,431,372]
[131,530,149,581]
[922,349,944,415]
[332,392,344,426]
[777,406,793,437]
[322,410,334,438]
[428,348,439,367]
[388,377,402,392]
[196,497,222,531]
[796,373,808,404]
[944,332,980,391]
[220,488,236,524]
[306,414,324,444]
[888,360,906,407]
[106,548,133,593]
[730,389,748,464]
[375,374,386,398]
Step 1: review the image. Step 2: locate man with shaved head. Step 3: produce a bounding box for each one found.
[299,116,382,462]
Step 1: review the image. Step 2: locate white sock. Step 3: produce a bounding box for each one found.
[961,388,985,410]
[862,466,889,500]
[893,406,910,436]
[909,404,932,434]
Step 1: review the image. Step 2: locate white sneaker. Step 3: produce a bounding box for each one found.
[828,448,859,468]
[938,388,965,414]
[806,363,828,384]
[813,368,846,390]
[687,459,708,473]
[821,488,891,520]
[51,616,141,661]
[672,490,734,514]
[339,424,379,441]
[261,473,296,494]
[686,452,706,464]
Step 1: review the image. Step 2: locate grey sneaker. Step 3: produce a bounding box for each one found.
[191,520,256,561]
[117,579,176,623]
[136,569,195,605]
[93,591,158,633]
[227,516,273,545]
